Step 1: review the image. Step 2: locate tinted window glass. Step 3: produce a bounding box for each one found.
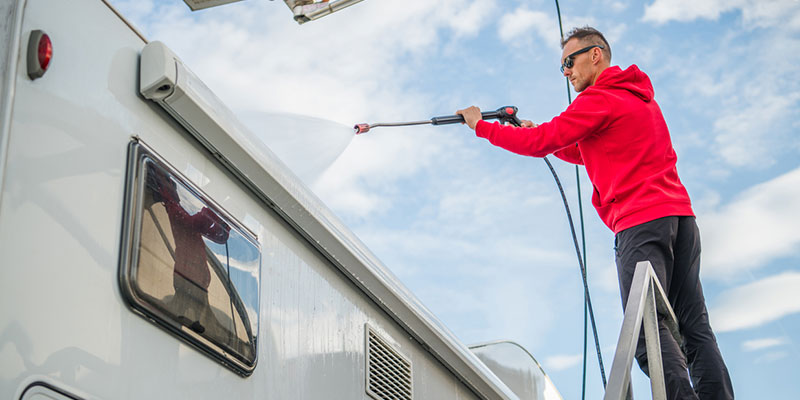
[121,142,260,375]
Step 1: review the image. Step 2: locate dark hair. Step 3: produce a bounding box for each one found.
[561,26,611,62]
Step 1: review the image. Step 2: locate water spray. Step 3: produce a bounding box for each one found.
[354,106,522,134]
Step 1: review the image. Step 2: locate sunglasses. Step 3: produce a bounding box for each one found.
[561,45,604,73]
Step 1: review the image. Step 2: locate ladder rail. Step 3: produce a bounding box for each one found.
[604,261,682,400]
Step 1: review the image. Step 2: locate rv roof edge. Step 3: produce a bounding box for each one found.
[138,40,518,400]
[101,0,147,43]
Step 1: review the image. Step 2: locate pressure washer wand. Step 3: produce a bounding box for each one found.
[354,106,522,134]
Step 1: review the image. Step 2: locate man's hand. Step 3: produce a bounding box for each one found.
[521,119,538,128]
[456,106,482,130]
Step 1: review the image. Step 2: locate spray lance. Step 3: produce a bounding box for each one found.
[354,106,522,134]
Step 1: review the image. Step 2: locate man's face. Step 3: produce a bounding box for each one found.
[561,38,595,92]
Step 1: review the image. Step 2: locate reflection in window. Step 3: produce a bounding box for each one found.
[121,142,260,375]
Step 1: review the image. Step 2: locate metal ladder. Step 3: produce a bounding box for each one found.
[604,261,682,400]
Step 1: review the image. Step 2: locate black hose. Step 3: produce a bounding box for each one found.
[553,0,607,394]
[542,156,607,388]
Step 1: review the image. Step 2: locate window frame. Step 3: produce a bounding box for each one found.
[118,139,260,376]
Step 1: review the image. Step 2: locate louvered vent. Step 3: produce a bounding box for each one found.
[365,325,412,400]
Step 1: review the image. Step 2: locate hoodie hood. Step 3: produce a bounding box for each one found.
[593,64,654,102]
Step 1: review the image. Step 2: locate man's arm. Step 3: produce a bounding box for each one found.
[458,92,609,158]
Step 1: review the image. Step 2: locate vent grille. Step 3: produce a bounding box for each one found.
[366,326,412,400]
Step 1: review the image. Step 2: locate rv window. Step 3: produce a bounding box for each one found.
[120,142,260,375]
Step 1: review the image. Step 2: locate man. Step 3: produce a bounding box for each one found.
[457,27,734,399]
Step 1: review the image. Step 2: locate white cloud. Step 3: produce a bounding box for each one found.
[496,7,623,67]
[497,8,556,46]
[713,92,800,167]
[448,0,499,38]
[642,0,800,30]
[755,351,788,364]
[544,353,583,371]
[658,16,800,169]
[741,337,788,351]
[496,6,608,52]
[699,167,800,280]
[643,0,739,24]
[608,1,628,13]
[710,271,800,332]
[561,15,603,36]
[738,0,800,30]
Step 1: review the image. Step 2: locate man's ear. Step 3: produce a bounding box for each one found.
[592,48,602,65]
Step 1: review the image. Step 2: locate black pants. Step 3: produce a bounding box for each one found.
[615,216,734,400]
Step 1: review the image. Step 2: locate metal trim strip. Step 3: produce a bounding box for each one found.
[0,0,27,213]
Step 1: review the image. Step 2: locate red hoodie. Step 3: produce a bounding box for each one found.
[475,65,693,233]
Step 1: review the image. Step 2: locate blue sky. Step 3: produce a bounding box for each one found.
[113,0,800,398]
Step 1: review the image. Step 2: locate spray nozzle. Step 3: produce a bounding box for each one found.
[354,123,370,134]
